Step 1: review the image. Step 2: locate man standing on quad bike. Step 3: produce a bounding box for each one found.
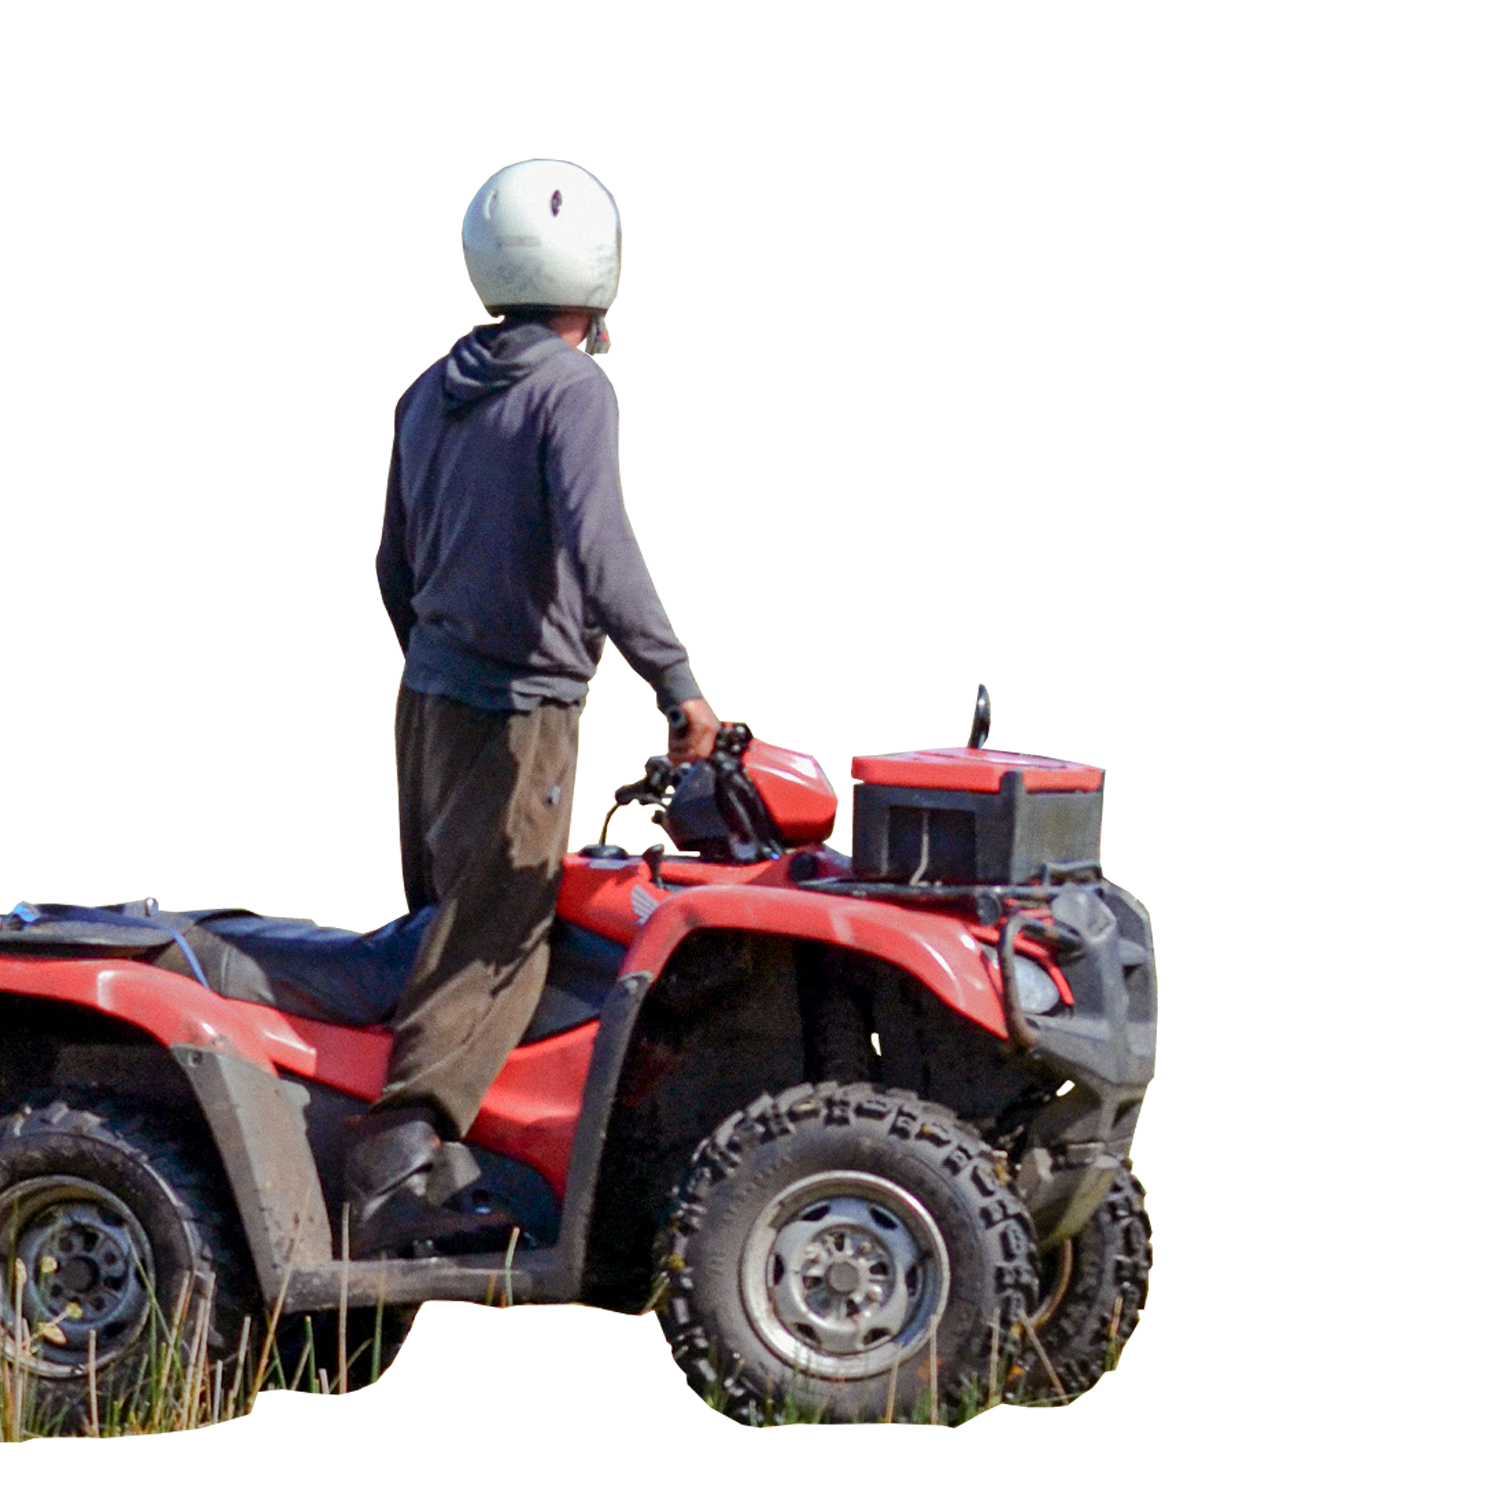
[358,159,718,1257]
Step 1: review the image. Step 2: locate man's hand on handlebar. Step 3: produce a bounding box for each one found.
[667,698,720,764]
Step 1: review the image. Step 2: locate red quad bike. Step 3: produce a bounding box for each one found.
[0,689,1154,1427]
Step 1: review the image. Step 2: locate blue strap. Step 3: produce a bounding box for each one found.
[171,936,213,990]
[7,902,213,991]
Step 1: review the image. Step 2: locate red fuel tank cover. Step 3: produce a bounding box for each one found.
[744,741,838,843]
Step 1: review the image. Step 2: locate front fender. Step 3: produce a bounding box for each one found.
[622,885,1009,1041]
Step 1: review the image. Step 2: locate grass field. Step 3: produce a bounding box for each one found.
[936,156,1158,465]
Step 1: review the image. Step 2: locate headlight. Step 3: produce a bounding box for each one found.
[1012,954,1063,1015]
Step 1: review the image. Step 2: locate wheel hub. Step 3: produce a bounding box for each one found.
[741,1171,950,1381]
[0,1175,155,1375]
[822,1257,862,1298]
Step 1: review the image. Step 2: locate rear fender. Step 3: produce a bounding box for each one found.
[0,954,605,1295]
[0,955,318,1074]
[622,885,1009,1040]
[0,956,333,1297]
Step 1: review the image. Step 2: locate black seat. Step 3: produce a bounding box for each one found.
[2,901,625,1044]
[172,910,627,1043]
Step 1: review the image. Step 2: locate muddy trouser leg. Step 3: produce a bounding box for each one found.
[379,688,580,1138]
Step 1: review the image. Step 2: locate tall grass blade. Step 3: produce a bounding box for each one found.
[502,1225,520,1309]
[146,1271,192,1433]
[928,1322,939,1426]
[250,1176,317,1400]
[226,1314,252,1414]
[288,1317,314,1394]
[370,1272,388,1387]
[86,1328,100,1437]
[1018,1310,1066,1401]
[338,1203,351,1396]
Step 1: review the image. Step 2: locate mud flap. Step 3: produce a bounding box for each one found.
[546,970,653,1295]
[171,1044,333,1302]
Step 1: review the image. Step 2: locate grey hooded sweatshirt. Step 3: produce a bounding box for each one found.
[377,321,701,713]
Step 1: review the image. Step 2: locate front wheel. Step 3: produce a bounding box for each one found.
[1018,1168,1152,1403]
[656,1083,1038,1424]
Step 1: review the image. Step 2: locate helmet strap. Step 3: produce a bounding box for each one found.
[585,315,610,356]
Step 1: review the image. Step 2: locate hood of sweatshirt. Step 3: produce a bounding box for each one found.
[441,320,563,410]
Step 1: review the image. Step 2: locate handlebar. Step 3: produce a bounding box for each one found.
[602,722,781,864]
[612,720,756,804]
[618,707,716,804]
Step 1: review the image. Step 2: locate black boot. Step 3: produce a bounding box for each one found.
[343,1106,517,1259]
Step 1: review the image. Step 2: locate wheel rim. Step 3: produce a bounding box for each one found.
[739,1170,950,1381]
[0,1175,156,1377]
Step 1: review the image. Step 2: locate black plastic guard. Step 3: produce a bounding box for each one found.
[534,970,654,1301]
[169,1045,334,1301]
[1014,881,1156,1247]
[1030,883,1156,1092]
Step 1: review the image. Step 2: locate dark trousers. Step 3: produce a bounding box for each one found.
[377,686,580,1136]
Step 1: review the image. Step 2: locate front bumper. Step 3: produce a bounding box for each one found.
[1011,881,1156,1245]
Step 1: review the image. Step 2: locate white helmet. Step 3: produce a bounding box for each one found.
[462,160,621,347]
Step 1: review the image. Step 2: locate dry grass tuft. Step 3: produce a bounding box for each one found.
[1032,253,1158,330]
[56,262,132,384]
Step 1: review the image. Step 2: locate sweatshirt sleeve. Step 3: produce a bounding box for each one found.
[375,409,417,654]
[542,369,702,710]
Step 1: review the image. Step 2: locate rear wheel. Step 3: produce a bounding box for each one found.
[1017,1168,1151,1403]
[0,1098,259,1434]
[656,1082,1038,1424]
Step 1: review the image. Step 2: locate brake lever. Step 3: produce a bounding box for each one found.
[613,755,678,809]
